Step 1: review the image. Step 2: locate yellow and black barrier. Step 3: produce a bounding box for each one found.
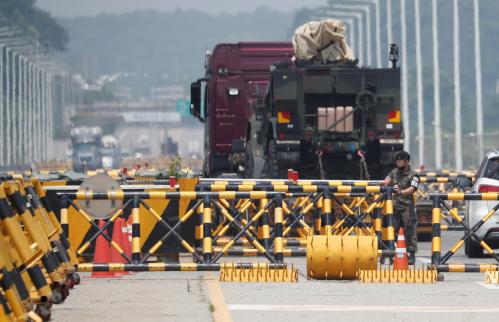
[0,176,80,321]
[429,192,499,274]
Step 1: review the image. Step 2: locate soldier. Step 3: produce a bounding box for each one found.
[383,151,419,265]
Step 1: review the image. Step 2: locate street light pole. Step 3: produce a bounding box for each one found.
[352,0,382,67]
[400,0,410,152]
[333,4,372,66]
[432,0,442,169]
[473,0,484,159]
[415,0,425,167]
[325,8,364,64]
[453,0,463,170]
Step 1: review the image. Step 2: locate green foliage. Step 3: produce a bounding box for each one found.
[166,156,182,178]
[0,0,68,51]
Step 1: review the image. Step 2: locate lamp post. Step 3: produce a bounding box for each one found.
[473,0,483,160]
[453,0,463,170]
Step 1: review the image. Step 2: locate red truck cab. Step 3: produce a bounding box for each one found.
[190,42,293,177]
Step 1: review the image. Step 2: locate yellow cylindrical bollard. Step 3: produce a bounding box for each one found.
[306,235,378,280]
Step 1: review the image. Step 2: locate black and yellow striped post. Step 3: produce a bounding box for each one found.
[77,262,287,272]
[273,194,284,263]
[0,186,53,301]
[0,291,14,322]
[383,189,395,251]
[434,264,499,273]
[431,196,442,265]
[373,201,383,249]
[195,202,204,249]
[0,267,28,321]
[6,184,66,286]
[258,198,271,250]
[131,196,141,263]
[60,197,69,239]
[202,197,213,264]
[322,189,333,236]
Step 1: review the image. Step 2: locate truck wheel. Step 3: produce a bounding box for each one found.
[465,238,483,258]
[266,140,284,179]
[244,141,254,178]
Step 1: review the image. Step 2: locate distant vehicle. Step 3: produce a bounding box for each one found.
[464,151,499,257]
[190,42,294,177]
[101,135,122,169]
[161,136,178,155]
[71,127,103,172]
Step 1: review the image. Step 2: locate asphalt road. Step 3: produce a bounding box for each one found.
[52,232,499,322]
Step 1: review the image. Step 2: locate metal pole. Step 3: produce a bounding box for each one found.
[386,0,393,47]
[0,45,4,166]
[415,0,424,167]
[353,0,381,67]
[323,12,358,59]
[432,0,442,169]
[400,0,410,152]
[29,63,35,162]
[14,52,20,166]
[6,48,11,166]
[327,8,364,64]
[47,73,53,160]
[453,0,462,170]
[473,0,483,159]
[333,4,372,66]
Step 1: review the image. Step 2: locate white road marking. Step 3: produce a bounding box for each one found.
[476,281,499,290]
[228,304,499,313]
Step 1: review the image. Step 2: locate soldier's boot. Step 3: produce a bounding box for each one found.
[408,251,416,265]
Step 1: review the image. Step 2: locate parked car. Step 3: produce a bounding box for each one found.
[464,150,499,257]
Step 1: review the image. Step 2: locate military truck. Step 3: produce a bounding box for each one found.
[240,19,404,180]
[247,52,403,180]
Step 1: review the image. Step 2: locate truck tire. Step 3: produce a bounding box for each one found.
[266,140,285,179]
[465,238,483,258]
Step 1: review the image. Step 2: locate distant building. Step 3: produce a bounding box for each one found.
[151,85,185,108]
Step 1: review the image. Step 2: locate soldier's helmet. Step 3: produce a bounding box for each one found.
[395,151,410,161]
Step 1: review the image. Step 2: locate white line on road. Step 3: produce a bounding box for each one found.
[228,304,499,313]
[476,282,499,290]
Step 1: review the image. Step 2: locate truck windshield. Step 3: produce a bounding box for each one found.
[74,143,98,154]
[483,157,499,180]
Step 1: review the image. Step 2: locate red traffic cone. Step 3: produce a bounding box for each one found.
[110,218,129,276]
[393,227,409,270]
[90,220,116,278]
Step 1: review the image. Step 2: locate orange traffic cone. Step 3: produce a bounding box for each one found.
[90,220,116,278]
[393,227,409,270]
[110,218,129,276]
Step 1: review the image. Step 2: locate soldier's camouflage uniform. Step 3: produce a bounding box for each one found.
[387,166,420,252]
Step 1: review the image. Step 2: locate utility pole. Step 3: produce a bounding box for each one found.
[432,0,442,169]
[453,0,463,170]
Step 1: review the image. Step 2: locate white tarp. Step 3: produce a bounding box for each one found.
[292,19,354,64]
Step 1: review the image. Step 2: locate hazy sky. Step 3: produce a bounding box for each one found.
[36,0,327,17]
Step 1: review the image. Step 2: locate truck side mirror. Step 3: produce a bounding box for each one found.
[455,176,472,190]
[231,139,245,153]
[190,81,204,122]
